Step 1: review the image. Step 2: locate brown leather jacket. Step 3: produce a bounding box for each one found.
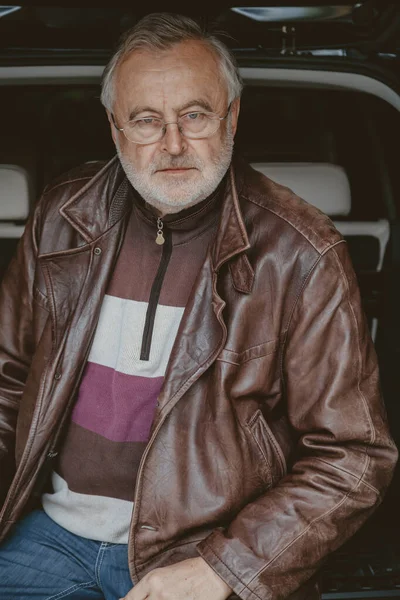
[0,156,397,600]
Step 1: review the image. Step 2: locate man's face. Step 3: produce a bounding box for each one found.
[109,40,240,215]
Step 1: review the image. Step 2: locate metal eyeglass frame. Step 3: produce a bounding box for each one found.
[111,103,232,145]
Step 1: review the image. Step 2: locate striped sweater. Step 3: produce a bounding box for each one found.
[42,186,221,543]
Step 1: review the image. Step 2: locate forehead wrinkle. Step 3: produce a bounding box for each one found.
[120,44,220,88]
[134,64,210,87]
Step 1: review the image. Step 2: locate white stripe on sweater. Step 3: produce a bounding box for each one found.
[42,472,133,544]
[88,294,184,378]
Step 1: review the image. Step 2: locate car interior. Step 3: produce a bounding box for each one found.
[1,5,400,596]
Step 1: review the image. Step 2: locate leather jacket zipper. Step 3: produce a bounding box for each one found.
[140,220,172,361]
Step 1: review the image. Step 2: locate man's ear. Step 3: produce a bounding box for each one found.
[106,110,118,146]
[230,98,241,138]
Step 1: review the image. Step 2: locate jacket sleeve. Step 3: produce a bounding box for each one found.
[0,201,45,506]
[197,241,398,600]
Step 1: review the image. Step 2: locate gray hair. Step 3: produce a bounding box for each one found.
[100,13,243,113]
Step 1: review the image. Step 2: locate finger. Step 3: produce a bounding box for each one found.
[120,581,149,600]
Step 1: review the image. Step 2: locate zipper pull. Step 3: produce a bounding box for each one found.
[155,217,165,245]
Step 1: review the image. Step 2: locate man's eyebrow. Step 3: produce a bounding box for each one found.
[127,99,215,121]
[179,100,214,113]
[128,106,157,121]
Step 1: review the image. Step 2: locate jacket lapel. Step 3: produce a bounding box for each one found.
[37,161,131,422]
[155,165,253,420]
[59,156,127,242]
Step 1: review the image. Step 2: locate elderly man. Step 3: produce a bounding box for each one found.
[0,12,397,600]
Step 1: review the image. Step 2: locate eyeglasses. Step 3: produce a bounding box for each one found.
[111,104,231,145]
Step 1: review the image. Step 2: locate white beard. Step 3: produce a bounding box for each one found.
[116,126,234,215]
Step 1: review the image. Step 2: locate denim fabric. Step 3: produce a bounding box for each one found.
[0,510,133,599]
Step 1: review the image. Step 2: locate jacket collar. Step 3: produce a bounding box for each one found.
[211,160,253,293]
[59,154,254,292]
[59,156,131,243]
[212,163,249,267]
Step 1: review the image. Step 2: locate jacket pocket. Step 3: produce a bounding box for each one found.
[246,409,287,486]
[217,339,281,401]
[217,339,279,365]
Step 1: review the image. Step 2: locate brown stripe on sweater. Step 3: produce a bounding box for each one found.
[57,422,146,501]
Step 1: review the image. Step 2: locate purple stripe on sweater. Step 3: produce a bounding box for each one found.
[72,362,163,442]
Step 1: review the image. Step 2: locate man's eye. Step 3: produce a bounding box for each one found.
[185,112,202,120]
[130,117,160,130]
[133,117,156,125]
[130,117,157,125]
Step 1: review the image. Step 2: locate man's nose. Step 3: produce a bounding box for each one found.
[161,122,186,155]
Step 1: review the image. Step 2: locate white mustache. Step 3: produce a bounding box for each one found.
[151,157,202,172]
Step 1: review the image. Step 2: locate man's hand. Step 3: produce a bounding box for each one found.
[120,556,233,600]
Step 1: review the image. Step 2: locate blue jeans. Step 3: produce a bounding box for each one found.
[0,510,134,599]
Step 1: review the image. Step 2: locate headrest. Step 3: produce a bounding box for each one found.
[0,164,31,221]
[251,162,351,216]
